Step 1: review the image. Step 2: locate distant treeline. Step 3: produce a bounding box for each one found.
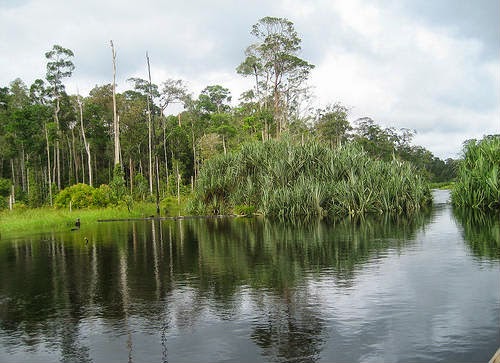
[0,17,457,210]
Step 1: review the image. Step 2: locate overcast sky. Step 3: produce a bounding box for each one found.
[0,0,498,159]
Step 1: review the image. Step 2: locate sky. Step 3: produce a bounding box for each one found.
[0,0,498,159]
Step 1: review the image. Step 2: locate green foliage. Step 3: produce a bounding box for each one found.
[160,195,186,216]
[189,138,431,218]
[238,17,314,134]
[452,135,500,210]
[453,207,500,260]
[0,22,461,210]
[233,204,256,215]
[314,103,351,147]
[53,182,124,209]
[133,173,148,201]
[45,44,75,95]
[110,165,127,203]
[27,170,43,208]
[54,183,95,209]
[0,196,7,210]
[0,178,11,197]
[92,184,113,207]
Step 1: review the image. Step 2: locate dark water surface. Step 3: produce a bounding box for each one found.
[0,190,498,362]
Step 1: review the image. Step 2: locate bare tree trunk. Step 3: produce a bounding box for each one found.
[52,146,56,185]
[54,97,61,189]
[21,144,26,191]
[66,134,73,185]
[110,40,120,167]
[146,52,160,215]
[44,124,53,206]
[222,135,227,155]
[176,162,180,205]
[129,157,134,194]
[146,87,153,195]
[10,159,15,199]
[81,148,85,184]
[156,156,161,198]
[78,94,92,186]
[71,128,79,184]
[163,118,169,193]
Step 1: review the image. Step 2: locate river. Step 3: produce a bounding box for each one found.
[0,189,498,362]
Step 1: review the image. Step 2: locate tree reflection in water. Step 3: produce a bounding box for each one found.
[0,210,433,362]
[453,207,500,261]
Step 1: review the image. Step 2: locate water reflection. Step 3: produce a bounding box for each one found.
[0,197,498,362]
[453,207,500,260]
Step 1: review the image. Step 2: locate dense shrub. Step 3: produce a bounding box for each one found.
[54,183,96,209]
[0,178,11,197]
[452,135,500,210]
[189,138,431,218]
[54,183,128,209]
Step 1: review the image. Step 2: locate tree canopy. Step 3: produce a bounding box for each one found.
[0,20,460,211]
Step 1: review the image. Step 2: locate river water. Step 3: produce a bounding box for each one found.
[0,190,498,362]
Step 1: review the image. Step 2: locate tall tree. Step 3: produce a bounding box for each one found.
[314,103,351,148]
[128,76,159,195]
[110,40,120,167]
[198,85,231,114]
[77,92,92,186]
[146,52,160,214]
[237,17,314,136]
[158,79,187,188]
[45,45,75,189]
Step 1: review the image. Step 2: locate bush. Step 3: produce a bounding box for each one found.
[110,165,127,203]
[54,183,95,209]
[452,135,500,210]
[189,138,431,218]
[55,183,120,209]
[92,184,113,207]
[0,178,11,197]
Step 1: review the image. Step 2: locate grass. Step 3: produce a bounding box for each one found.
[452,135,500,210]
[429,181,455,190]
[0,201,172,239]
[188,137,432,219]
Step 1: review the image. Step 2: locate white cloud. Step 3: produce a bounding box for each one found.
[307,0,499,158]
[0,0,498,159]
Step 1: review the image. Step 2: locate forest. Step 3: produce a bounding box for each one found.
[0,17,459,213]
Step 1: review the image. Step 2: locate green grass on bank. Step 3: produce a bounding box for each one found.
[429,181,455,190]
[0,201,183,239]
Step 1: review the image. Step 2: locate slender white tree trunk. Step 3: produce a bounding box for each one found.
[45,124,53,206]
[111,40,120,167]
[78,94,92,186]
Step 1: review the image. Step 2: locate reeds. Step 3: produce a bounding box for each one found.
[452,135,500,210]
[189,138,431,218]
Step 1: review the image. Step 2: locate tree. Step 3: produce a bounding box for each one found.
[76,92,92,186]
[158,78,187,190]
[198,85,231,114]
[314,103,351,147]
[45,44,75,189]
[110,40,120,167]
[237,17,314,136]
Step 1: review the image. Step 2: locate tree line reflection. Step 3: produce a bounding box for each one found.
[1,206,495,362]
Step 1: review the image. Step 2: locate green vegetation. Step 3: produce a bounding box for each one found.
[429,181,455,190]
[0,16,455,219]
[452,135,500,210]
[0,203,155,238]
[189,138,431,218]
[453,208,500,260]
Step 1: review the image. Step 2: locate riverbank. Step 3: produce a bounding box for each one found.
[0,203,161,239]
